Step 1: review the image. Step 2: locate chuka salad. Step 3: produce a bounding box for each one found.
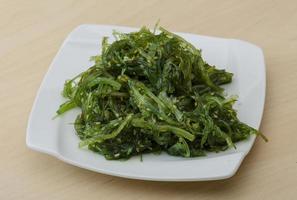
[56,25,266,160]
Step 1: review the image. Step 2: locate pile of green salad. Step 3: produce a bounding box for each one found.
[57,26,266,160]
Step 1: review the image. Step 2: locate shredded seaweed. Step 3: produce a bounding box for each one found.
[56,25,266,160]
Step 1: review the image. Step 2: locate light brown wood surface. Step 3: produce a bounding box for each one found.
[1,0,297,199]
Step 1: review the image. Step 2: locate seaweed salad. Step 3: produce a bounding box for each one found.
[56,25,266,160]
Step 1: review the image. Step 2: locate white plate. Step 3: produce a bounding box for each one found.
[26,24,265,181]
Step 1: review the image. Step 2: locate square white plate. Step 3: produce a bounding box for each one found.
[26,24,265,181]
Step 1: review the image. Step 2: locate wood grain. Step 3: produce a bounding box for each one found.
[1,0,297,199]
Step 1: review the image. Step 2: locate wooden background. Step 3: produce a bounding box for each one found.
[1,0,297,199]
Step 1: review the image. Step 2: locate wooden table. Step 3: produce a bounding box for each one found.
[1,0,297,199]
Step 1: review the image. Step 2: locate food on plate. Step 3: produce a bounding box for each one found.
[56,25,266,160]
